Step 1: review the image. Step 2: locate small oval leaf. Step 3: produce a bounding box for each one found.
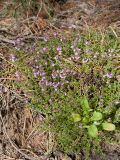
[102,122,115,131]
[81,97,90,115]
[71,113,81,122]
[88,125,98,137]
[91,111,103,121]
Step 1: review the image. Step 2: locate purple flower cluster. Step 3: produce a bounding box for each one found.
[32,65,46,78]
[51,69,68,80]
[103,73,113,79]
[51,70,58,79]
[39,78,65,91]
[32,61,67,91]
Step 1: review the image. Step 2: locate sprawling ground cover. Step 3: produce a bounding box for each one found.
[1,30,120,159]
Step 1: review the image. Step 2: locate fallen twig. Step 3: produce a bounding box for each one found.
[0,35,45,45]
[0,28,16,36]
[0,36,15,45]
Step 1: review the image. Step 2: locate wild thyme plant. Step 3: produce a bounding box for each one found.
[6,30,120,158]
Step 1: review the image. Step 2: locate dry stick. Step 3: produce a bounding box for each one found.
[21,16,37,23]
[0,36,15,45]
[0,35,45,45]
[18,35,45,41]
[0,28,16,36]
[25,125,38,142]
[19,148,39,159]
[36,0,43,18]
[0,113,46,160]
[26,129,46,143]
[109,26,118,38]
[43,1,52,19]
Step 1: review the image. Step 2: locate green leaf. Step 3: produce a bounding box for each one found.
[81,97,90,114]
[88,125,98,137]
[71,113,81,122]
[102,122,115,131]
[82,117,89,123]
[91,111,103,121]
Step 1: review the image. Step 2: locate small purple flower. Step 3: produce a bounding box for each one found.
[76,48,81,52]
[39,78,47,86]
[41,76,46,81]
[52,71,58,79]
[104,73,113,78]
[33,71,39,77]
[53,82,59,91]
[33,68,40,77]
[60,74,66,79]
[43,47,48,52]
[47,82,53,86]
[57,46,62,52]
[59,70,66,79]
[40,71,46,77]
[10,54,16,62]
[53,32,58,37]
